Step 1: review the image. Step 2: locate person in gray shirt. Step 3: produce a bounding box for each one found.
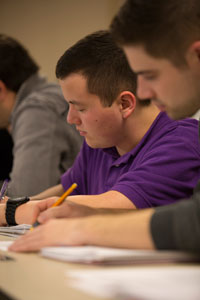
[0,34,82,197]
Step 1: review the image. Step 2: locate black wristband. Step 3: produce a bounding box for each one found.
[6,197,30,226]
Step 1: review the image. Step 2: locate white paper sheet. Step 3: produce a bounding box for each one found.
[66,266,200,300]
[0,241,13,251]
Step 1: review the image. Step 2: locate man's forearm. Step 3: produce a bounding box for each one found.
[83,208,155,249]
[0,204,6,226]
[31,184,64,200]
[67,190,136,209]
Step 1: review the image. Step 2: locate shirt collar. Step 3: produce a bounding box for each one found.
[102,112,168,165]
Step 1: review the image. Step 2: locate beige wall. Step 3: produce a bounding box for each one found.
[1,0,124,82]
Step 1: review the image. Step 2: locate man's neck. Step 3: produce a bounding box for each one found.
[116,104,160,156]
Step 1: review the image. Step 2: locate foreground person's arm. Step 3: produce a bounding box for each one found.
[8,191,200,252]
[9,208,154,252]
[151,192,200,251]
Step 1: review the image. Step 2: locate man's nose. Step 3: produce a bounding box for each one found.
[67,107,81,125]
[137,76,155,100]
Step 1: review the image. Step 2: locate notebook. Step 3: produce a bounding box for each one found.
[40,245,200,265]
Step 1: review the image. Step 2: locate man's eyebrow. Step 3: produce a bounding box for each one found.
[68,100,82,106]
[135,70,157,76]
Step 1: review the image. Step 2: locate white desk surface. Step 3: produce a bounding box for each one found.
[0,236,108,300]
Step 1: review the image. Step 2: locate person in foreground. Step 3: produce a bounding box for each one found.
[0,34,82,197]
[6,8,200,251]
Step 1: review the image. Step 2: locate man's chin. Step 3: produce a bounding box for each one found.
[85,139,99,149]
[154,99,200,120]
[154,103,166,112]
[166,109,193,120]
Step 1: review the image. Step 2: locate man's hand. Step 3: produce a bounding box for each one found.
[37,200,100,224]
[9,218,87,252]
[15,197,58,225]
[1,196,8,204]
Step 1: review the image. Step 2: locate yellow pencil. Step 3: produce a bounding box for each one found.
[31,183,77,228]
[51,183,77,207]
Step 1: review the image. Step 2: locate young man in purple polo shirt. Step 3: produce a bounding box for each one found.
[33,31,199,210]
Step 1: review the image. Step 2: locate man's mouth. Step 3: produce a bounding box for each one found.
[152,100,166,112]
[77,128,87,136]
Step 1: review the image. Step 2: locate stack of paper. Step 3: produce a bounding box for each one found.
[66,267,200,300]
[40,245,200,264]
[0,224,31,238]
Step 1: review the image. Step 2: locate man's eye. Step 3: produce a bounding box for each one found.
[143,74,157,80]
[78,109,85,112]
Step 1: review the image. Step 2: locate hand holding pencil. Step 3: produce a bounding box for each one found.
[32,183,77,229]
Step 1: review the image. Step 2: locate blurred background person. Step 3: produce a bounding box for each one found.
[0,34,82,197]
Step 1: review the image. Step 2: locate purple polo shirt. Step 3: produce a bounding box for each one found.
[61,112,200,208]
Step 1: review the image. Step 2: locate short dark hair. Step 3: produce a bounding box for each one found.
[110,0,200,67]
[0,34,39,92]
[56,30,150,106]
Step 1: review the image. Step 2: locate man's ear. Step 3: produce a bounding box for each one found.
[0,80,8,102]
[119,91,136,118]
[187,41,200,65]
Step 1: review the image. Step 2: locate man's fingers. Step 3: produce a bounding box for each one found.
[37,198,58,211]
[9,225,48,252]
[37,206,63,223]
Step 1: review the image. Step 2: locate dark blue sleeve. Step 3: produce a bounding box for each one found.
[151,186,200,251]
